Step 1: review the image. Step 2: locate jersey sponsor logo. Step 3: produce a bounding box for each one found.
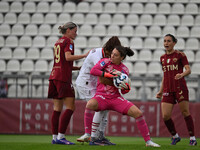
[100,61,105,67]
[163,64,178,72]
[69,44,73,51]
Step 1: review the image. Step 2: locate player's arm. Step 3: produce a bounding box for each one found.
[65,51,89,61]
[98,77,114,86]
[174,65,191,80]
[90,60,118,78]
[156,77,164,99]
[72,66,81,70]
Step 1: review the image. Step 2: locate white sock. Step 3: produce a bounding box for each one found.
[57,133,65,140]
[190,136,196,140]
[52,134,57,140]
[99,110,108,133]
[91,112,102,138]
[173,133,179,138]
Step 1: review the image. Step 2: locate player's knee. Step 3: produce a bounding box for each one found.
[162,114,171,121]
[86,99,98,110]
[181,109,190,117]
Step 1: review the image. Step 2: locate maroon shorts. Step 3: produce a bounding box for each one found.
[48,80,75,99]
[162,90,189,104]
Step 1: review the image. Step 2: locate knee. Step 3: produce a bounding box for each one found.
[162,113,171,121]
[128,106,143,118]
[86,99,98,110]
[181,109,190,117]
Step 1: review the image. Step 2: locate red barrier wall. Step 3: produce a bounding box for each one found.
[0,99,199,137]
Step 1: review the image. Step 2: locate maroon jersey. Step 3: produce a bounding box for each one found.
[160,50,189,92]
[49,36,74,83]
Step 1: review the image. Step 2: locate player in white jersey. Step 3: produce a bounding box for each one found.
[75,36,121,143]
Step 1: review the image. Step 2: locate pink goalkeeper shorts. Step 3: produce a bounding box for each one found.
[92,94,134,115]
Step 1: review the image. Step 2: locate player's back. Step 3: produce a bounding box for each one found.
[76,48,103,87]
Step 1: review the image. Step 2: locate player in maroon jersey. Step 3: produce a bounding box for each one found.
[48,22,89,145]
[156,34,197,146]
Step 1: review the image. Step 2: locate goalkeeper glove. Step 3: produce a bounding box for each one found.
[121,83,131,94]
[102,71,119,78]
[110,69,121,76]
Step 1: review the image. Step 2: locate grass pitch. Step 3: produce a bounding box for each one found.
[0,134,199,150]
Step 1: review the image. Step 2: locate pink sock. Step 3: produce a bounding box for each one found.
[136,116,151,142]
[84,108,94,134]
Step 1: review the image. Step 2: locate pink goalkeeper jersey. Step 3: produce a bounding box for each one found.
[90,58,129,96]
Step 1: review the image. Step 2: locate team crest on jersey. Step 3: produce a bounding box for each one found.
[173,58,177,63]
[100,61,105,67]
[69,44,73,51]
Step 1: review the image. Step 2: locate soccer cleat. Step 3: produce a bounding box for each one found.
[52,139,56,144]
[101,137,116,145]
[77,133,91,143]
[171,137,181,145]
[89,137,108,146]
[189,140,197,146]
[146,140,161,147]
[89,139,109,146]
[56,138,75,145]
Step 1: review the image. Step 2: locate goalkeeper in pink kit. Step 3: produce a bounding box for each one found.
[86,46,160,147]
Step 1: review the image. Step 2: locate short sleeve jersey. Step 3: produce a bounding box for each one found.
[75,48,104,88]
[160,50,189,92]
[92,58,129,96]
[49,36,74,83]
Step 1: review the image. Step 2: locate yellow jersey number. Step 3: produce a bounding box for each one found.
[54,45,60,63]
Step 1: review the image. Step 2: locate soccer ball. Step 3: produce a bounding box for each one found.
[113,73,129,89]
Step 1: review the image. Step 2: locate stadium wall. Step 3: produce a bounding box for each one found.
[0,99,199,137]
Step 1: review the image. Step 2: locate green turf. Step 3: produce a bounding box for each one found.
[0,134,199,150]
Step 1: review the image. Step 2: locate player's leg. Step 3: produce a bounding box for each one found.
[51,99,63,144]
[161,102,181,145]
[55,82,76,145]
[76,108,94,142]
[97,110,115,145]
[86,98,109,146]
[98,110,108,139]
[56,97,75,145]
[77,87,95,143]
[127,105,160,147]
[48,80,62,144]
[179,101,197,146]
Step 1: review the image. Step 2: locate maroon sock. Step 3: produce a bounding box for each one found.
[184,115,195,136]
[51,110,61,135]
[164,118,177,136]
[59,109,74,134]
